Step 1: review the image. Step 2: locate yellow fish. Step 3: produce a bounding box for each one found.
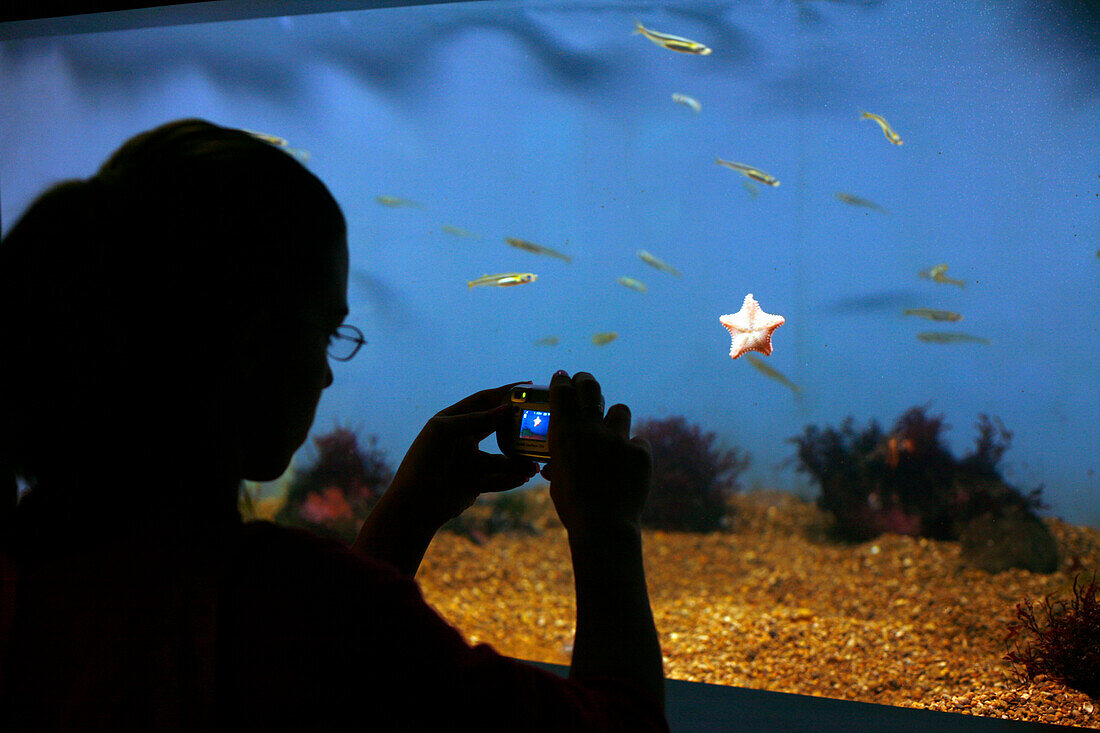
[671,93,701,113]
[716,158,779,187]
[918,263,966,288]
[637,250,682,277]
[746,354,800,395]
[633,21,711,55]
[376,195,423,208]
[617,276,647,293]
[592,332,618,346]
[917,332,989,345]
[505,237,572,262]
[467,272,537,288]
[903,308,962,322]
[859,111,903,145]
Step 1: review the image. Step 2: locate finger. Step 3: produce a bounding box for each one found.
[604,402,632,439]
[439,403,514,442]
[548,371,576,431]
[437,381,532,417]
[539,461,553,482]
[573,372,604,418]
[471,453,539,492]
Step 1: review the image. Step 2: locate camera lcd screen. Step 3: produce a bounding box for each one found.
[518,409,549,442]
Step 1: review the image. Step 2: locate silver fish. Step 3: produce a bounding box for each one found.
[637,250,682,277]
[505,237,572,262]
[467,272,537,289]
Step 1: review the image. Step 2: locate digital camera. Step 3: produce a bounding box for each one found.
[497,384,554,462]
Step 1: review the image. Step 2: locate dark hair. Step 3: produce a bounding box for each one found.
[0,119,346,532]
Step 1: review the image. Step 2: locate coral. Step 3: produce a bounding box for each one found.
[633,416,749,532]
[275,425,392,543]
[791,408,1053,562]
[1004,575,1100,698]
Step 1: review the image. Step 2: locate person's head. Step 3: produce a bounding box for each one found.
[0,119,349,520]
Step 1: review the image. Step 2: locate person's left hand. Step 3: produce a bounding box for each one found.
[385,381,540,530]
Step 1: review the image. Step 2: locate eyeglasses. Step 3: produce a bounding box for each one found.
[328,323,367,361]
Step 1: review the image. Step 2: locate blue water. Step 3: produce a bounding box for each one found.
[1,1,1097,526]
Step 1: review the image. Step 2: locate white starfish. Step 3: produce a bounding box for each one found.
[719,293,786,359]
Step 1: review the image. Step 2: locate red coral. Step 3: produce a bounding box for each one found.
[1004,575,1100,698]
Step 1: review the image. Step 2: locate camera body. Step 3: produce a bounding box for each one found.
[497,385,553,462]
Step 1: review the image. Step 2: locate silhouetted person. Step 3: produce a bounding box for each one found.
[0,119,666,731]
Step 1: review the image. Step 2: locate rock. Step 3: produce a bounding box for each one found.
[960,506,1059,574]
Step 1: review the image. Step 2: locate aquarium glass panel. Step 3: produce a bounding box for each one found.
[3,0,1099,724]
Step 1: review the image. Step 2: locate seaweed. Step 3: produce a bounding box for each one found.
[633,416,749,532]
[1004,575,1100,698]
[791,407,1049,551]
[275,425,393,543]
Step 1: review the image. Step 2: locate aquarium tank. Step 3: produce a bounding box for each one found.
[2,0,1098,726]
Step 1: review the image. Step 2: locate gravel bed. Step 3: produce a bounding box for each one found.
[417,489,1100,728]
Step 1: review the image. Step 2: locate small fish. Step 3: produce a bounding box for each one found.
[535,336,559,347]
[592,332,618,346]
[918,263,966,288]
[637,250,682,277]
[903,308,962,322]
[467,272,537,289]
[917,332,990,345]
[505,237,572,262]
[617,276,647,293]
[671,93,701,113]
[376,195,423,208]
[441,225,477,238]
[743,181,760,199]
[633,21,711,55]
[859,111,903,146]
[716,158,780,187]
[241,128,289,147]
[746,354,800,395]
[835,192,888,213]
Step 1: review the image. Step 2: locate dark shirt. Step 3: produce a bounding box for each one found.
[0,517,667,731]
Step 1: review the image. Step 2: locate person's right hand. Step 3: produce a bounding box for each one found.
[540,371,652,537]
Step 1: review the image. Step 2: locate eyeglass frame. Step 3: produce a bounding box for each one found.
[326,323,367,361]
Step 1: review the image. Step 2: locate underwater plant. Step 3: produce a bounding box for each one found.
[1004,575,1100,699]
[275,425,393,543]
[633,416,749,532]
[791,408,1057,570]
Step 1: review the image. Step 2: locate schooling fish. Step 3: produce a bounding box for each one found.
[633,21,712,55]
[918,263,966,288]
[917,331,990,345]
[903,308,962,322]
[859,111,903,146]
[835,192,888,213]
[241,128,290,147]
[746,354,800,395]
[592,332,618,346]
[717,158,780,187]
[441,225,477,238]
[671,93,702,113]
[617,276,648,293]
[637,249,682,277]
[467,272,537,289]
[376,195,423,208]
[535,336,559,347]
[505,237,573,262]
